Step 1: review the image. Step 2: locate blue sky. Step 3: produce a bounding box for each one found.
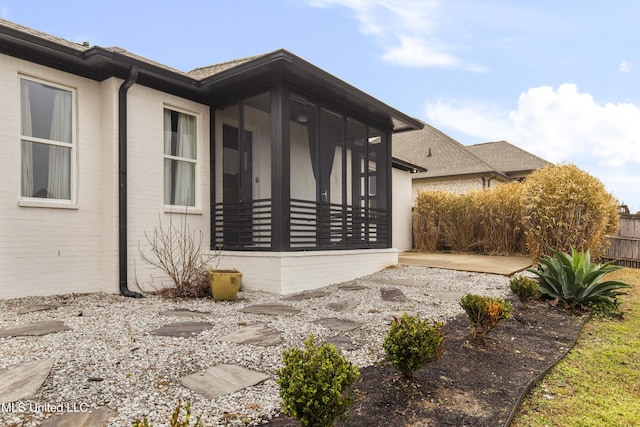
[3,0,639,210]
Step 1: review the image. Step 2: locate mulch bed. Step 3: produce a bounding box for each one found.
[266,297,586,427]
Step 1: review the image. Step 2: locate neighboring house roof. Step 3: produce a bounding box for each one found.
[0,18,422,132]
[466,140,550,176]
[392,122,509,181]
[392,123,549,182]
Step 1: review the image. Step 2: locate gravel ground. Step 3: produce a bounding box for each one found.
[0,265,512,426]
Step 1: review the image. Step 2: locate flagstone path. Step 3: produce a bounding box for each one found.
[178,364,270,400]
[40,407,118,427]
[219,322,283,346]
[0,320,71,337]
[0,284,423,426]
[149,321,214,337]
[238,302,302,315]
[380,287,409,302]
[0,359,54,403]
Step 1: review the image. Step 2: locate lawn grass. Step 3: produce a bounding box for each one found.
[511,268,640,426]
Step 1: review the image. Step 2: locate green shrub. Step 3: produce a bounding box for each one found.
[132,400,203,427]
[383,313,444,379]
[527,247,631,308]
[521,164,619,260]
[276,335,360,427]
[459,294,513,340]
[509,275,540,306]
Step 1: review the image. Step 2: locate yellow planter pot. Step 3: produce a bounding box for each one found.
[208,269,242,301]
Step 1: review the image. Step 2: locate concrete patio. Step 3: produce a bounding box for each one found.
[399,251,533,276]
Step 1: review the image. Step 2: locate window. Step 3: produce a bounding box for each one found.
[20,78,74,200]
[164,108,197,207]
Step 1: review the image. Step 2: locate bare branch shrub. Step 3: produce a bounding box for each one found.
[140,213,219,298]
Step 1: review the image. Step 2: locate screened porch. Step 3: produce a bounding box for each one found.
[212,87,391,252]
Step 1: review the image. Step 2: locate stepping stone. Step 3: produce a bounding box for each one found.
[314,317,362,332]
[283,291,330,301]
[239,303,301,316]
[374,278,425,288]
[159,309,212,318]
[0,320,71,337]
[40,407,117,427]
[380,288,408,302]
[17,304,59,314]
[428,291,467,302]
[338,283,367,291]
[0,359,54,403]
[219,323,282,346]
[326,336,357,351]
[326,299,359,312]
[149,322,213,338]
[179,364,269,400]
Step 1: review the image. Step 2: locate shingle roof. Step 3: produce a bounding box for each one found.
[0,19,423,132]
[187,54,268,79]
[0,18,89,52]
[467,140,550,174]
[392,123,504,179]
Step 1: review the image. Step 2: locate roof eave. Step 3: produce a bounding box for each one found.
[200,49,423,132]
[1,22,423,130]
[392,157,427,173]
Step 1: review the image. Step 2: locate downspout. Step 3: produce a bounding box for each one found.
[118,67,144,298]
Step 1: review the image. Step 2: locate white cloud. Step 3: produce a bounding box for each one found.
[619,60,632,72]
[425,84,640,207]
[426,84,640,166]
[305,0,484,71]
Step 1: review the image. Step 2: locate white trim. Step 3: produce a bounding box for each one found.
[18,75,77,204]
[162,104,201,209]
[18,199,79,209]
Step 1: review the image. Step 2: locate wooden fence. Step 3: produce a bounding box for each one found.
[602,214,640,268]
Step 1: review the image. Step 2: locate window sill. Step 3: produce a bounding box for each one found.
[19,199,79,210]
[163,206,203,215]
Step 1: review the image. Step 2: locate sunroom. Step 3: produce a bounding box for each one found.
[201,50,423,293]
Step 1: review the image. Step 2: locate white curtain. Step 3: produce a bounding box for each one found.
[174,113,196,206]
[163,109,172,205]
[47,90,72,199]
[20,80,33,197]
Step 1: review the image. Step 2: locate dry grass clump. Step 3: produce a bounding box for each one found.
[522,163,619,260]
[413,190,453,252]
[413,164,619,260]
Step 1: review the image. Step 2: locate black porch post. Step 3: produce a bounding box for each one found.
[385,128,393,248]
[271,86,291,251]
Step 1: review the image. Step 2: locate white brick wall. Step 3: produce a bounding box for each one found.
[0,56,114,298]
[392,168,413,251]
[215,249,398,294]
[122,85,210,293]
[0,54,210,298]
[0,53,399,298]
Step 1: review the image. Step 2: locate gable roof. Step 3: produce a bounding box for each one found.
[392,123,550,181]
[466,140,550,175]
[0,18,422,132]
[392,122,509,180]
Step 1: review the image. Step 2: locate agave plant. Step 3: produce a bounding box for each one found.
[527,247,631,307]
